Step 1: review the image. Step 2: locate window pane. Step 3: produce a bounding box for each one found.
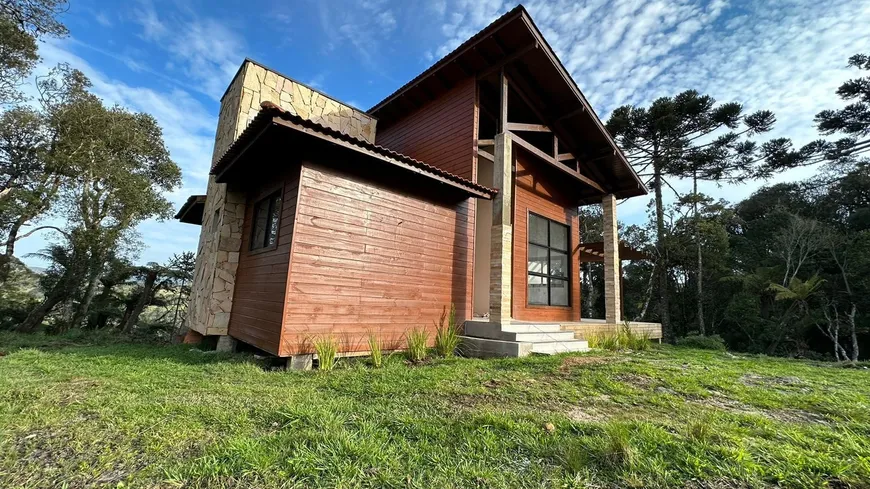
[528,244,548,275]
[549,251,568,278]
[251,200,268,250]
[529,214,548,245]
[550,222,568,250]
[528,275,548,305]
[550,278,569,306]
[267,195,282,247]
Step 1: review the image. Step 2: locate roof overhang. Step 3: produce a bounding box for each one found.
[368,5,647,201]
[175,195,206,225]
[212,102,497,200]
[579,242,650,262]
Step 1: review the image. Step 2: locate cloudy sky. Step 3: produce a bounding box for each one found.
[15,0,870,266]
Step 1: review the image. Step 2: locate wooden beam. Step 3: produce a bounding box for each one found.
[498,69,508,133]
[506,122,550,132]
[509,132,605,194]
[553,136,558,159]
[478,139,495,147]
[555,106,586,122]
[557,153,574,161]
[477,42,537,79]
[477,149,494,162]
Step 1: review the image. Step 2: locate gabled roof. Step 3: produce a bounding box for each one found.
[211,102,497,200]
[175,195,206,225]
[369,4,646,200]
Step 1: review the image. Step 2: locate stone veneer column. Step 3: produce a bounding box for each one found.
[185,60,378,337]
[489,132,513,325]
[602,194,621,324]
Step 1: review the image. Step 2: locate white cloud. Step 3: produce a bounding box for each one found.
[132,1,245,100]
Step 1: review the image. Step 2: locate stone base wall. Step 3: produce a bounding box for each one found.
[185,59,377,336]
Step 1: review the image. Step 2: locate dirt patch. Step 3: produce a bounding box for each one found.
[740,374,811,393]
[559,356,613,371]
[615,373,657,390]
[691,395,829,424]
[767,409,830,425]
[567,406,611,423]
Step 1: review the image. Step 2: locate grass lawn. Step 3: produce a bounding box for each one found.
[1,332,869,488]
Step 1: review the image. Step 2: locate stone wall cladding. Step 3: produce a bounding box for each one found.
[185,60,377,336]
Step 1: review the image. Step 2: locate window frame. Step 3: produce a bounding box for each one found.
[249,189,283,253]
[526,212,571,307]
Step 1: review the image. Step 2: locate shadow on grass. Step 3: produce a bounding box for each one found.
[0,331,257,367]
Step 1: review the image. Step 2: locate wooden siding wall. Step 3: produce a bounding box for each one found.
[226,165,300,354]
[375,78,477,181]
[280,163,474,356]
[512,150,582,322]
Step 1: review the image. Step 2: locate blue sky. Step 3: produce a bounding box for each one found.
[16,0,870,267]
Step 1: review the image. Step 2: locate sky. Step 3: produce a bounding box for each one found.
[15,0,870,267]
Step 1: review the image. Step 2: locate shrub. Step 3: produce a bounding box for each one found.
[367,334,383,368]
[312,335,338,371]
[676,334,727,351]
[406,328,429,363]
[434,303,460,357]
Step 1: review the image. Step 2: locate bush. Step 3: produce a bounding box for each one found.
[367,333,383,368]
[312,335,338,371]
[434,304,460,357]
[676,334,727,351]
[406,328,429,363]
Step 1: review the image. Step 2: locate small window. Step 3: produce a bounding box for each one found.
[527,213,570,306]
[250,191,282,250]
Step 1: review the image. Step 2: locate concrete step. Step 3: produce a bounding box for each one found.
[464,321,574,342]
[458,336,532,358]
[501,323,563,333]
[531,340,590,355]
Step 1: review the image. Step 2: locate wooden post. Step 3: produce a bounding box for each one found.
[602,194,621,324]
[498,69,508,134]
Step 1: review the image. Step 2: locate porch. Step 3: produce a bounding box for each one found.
[459,319,662,358]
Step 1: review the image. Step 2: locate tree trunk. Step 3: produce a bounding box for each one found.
[15,272,74,333]
[693,173,705,335]
[635,262,656,321]
[847,302,859,362]
[122,270,158,334]
[70,264,100,331]
[653,166,672,341]
[0,218,23,283]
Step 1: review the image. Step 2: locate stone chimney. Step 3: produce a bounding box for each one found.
[185,60,378,337]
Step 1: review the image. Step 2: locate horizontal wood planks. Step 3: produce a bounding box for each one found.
[280,163,474,356]
[512,152,582,322]
[227,165,301,354]
[375,78,476,180]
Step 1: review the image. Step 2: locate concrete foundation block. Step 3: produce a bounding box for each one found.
[287,354,314,370]
[215,335,237,352]
[458,336,532,358]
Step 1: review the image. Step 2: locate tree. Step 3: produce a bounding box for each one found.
[606,90,780,340]
[768,275,825,355]
[0,0,69,103]
[14,67,182,332]
[816,54,870,139]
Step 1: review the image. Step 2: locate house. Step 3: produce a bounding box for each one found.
[175,5,660,365]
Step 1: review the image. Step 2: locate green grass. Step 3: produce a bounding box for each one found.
[1,332,869,488]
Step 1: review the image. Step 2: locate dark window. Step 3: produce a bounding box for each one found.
[250,191,282,250]
[527,213,570,306]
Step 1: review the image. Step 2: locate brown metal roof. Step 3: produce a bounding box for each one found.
[175,195,206,225]
[368,4,647,201]
[211,102,497,200]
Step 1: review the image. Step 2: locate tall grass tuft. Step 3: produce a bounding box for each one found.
[367,333,383,368]
[588,322,651,351]
[600,425,635,469]
[312,335,338,371]
[434,303,460,357]
[406,328,429,363]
